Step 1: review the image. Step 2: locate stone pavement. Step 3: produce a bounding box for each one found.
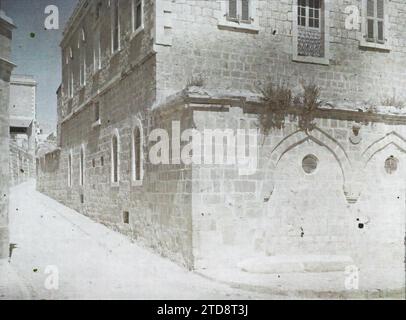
[4,180,405,300]
[0,259,30,300]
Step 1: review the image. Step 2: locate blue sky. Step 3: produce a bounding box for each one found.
[3,0,78,133]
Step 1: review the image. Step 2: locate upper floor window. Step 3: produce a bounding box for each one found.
[111,0,120,53]
[227,0,251,23]
[366,0,385,43]
[92,101,102,128]
[360,0,389,50]
[68,71,74,98]
[93,30,101,71]
[68,151,73,187]
[293,0,330,65]
[132,0,144,33]
[79,29,87,87]
[111,130,120,185]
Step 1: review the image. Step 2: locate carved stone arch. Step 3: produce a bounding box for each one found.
[362,132,406,167]
[260,128,355,203]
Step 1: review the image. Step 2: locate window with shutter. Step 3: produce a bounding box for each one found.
[297,0,324,58]
[227,0,251,23]
[80,146,85,186]
[111,0,120,53]
[362,0,388,48]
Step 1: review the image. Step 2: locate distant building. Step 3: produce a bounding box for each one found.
[0,5,15,259]
[8,74,37,185]
[9,75,37,185]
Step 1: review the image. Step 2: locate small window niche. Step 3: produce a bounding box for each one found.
[123,211,130,224]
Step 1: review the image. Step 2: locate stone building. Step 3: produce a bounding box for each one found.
[0,4,15,260]
[37,0,406,291]
[9,74,37,186]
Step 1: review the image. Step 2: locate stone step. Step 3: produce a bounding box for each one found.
[237,255,354,274]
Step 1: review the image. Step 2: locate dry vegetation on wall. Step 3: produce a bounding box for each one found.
[259,81,322,136]
[186,74,206,88]
[381,96,405,109]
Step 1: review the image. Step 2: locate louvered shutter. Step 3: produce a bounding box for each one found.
[229,0,237,19]
[242,0,250,21]
[377,0,385,42]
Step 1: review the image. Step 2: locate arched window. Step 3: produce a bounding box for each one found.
[79,146,85,186]
[111,0,120,53]
[131,124,143,183]
[68,151,72,187]
[79,28,87,87]
[111,130,120,185]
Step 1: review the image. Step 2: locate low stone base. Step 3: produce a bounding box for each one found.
[237,255,354,274]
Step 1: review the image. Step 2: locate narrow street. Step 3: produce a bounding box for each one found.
[7,180,274,300]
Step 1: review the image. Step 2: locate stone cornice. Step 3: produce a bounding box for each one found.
[153,88,406,126]
[0,57,16,71]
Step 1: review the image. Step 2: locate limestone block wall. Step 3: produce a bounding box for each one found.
[155,0,406,107]
[9,142,35,186]
[0,10,15,260]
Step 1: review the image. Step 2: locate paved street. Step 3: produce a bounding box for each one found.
[6,180,276,300]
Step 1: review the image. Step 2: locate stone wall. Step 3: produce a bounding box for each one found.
[9,142,35,186]
[188,95,405,290]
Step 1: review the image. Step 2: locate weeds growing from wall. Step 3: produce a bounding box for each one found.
[259,81,322,136]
